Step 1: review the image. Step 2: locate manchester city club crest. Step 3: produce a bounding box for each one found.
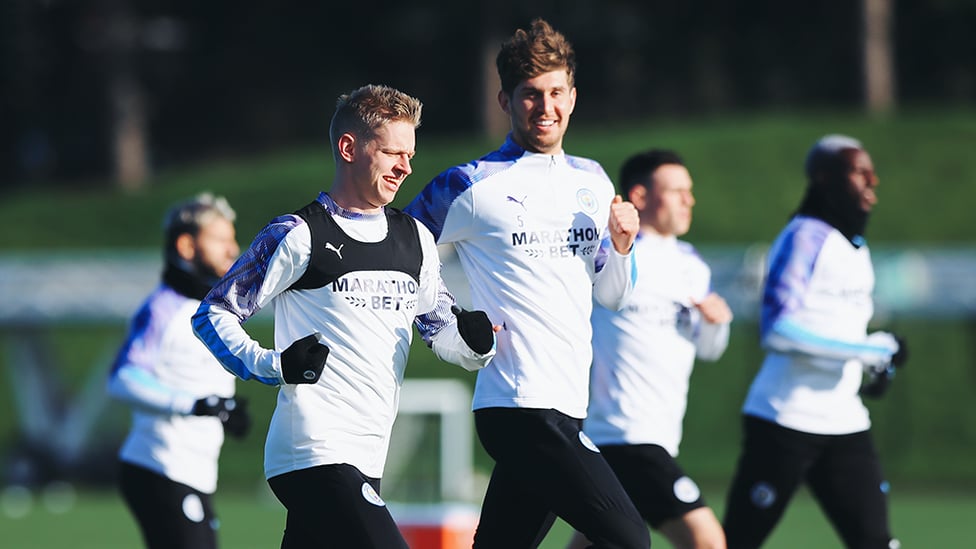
[576,188,598,214]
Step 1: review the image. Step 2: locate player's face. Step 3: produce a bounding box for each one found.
[500,70,577,155]
[840,148,879,212]
[354,120,416,209]
[194,216,238,278]
[645,164,695,237]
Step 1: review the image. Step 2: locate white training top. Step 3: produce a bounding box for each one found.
[585,232,729,456]
[743,215,896,435]
[107,285,237,493]
[406,135,637,419]
[193,193,491,479]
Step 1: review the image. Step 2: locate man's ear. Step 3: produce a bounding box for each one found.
[628,184,648,210]
[337,133,357,163]
[497,90,511,115]
[174,233,196,262]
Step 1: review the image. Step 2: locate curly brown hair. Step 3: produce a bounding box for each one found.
[496,18,576,96]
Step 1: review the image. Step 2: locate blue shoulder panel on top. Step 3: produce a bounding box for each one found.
[405,137,521,240]
[760,217,831,338]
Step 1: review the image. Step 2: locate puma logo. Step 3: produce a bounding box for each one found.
[506,195,527,209]
[325,242,344,259]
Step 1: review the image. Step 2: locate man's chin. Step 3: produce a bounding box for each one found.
[526,134,562,154]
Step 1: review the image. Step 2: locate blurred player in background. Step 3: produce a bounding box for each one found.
[107,192,250,549]
[568,149,731,549]
[722,135,907,548]
[406,18,649,549]
[192,84,497,549]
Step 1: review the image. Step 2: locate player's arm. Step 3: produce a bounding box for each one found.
[107,363,198,415]
[416,288,498,372]
[108,300,252,436]
[107,302,199,414]
[758,226,896,368]
[192,216,318,385]
[108,364,251,436]
[413,221,496,371]
[592,232,638,311]
[761,245,899,368]
[693,292,733,362]
[764,318,900,368]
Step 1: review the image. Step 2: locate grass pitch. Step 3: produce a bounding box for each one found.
[1,486,971,548]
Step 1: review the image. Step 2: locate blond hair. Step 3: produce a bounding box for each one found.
[328,84,423,161]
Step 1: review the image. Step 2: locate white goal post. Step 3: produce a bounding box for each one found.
[386,378,477,503]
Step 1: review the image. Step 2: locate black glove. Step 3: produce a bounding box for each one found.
[859,365,895,399]
[452,305,494,355]
[860,333,908,399]
[281,333,329,384]
[891,335,908,368]
[192,396,252,438]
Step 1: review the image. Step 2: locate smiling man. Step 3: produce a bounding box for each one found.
[406,18,648,549]
[191,84,497,549]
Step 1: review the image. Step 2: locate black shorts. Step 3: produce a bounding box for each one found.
[722,416,894,549]
[118,461,218,549]
[472,407,650,549]
[267,463,408,549]
[599,443,706,528]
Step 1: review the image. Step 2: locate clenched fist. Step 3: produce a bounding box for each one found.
[608,195,639,254]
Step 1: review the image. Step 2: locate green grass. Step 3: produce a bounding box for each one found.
[0,486,971,548]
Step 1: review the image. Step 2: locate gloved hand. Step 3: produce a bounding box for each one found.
[452,305,494,354]
[859,365,895,399]
[192,395,251,438]
[890,334,908,368]
[281,333,329,384]
[860,333,907,399]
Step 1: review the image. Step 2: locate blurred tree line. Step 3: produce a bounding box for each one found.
[2,0,975,188]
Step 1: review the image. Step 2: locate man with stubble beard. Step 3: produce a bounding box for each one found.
[722,135,907,549]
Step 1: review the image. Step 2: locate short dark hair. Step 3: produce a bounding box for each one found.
[496,18,576,96]
[619,149,685,196]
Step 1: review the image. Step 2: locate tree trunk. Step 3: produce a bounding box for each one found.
[111,74,148,190]
[862,0,896,113]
